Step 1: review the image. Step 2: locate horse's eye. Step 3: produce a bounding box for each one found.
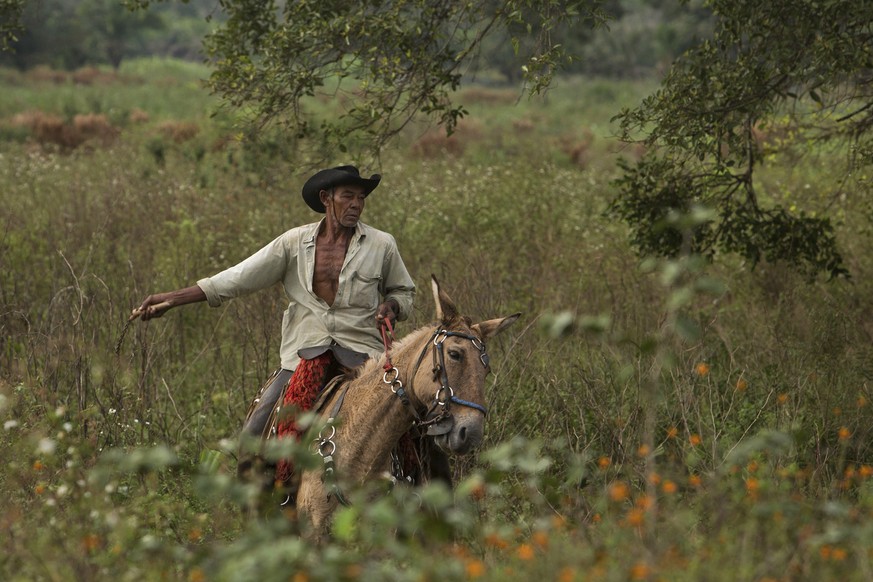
[448,349,462,361]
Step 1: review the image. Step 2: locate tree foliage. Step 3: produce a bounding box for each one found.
[0,0,26,51]
[612,0,873,279]
[142,0,610,156]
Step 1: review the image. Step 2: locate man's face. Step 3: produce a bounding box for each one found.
[324,183,366,228]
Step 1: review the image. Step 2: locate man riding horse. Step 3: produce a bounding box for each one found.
[135,165,448,505]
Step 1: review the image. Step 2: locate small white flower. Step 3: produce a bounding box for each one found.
[4,420,19,430]
[37,438,56,455]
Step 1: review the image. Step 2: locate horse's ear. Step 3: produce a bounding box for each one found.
[431,274,458,323]
[472,313,521,340]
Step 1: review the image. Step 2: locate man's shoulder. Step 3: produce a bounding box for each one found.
[279,221,321,241]
[359,222,396,244]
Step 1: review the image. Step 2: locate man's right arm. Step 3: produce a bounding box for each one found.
[197,232,293,307]
[138,285,207,320]
[138,230,295,320]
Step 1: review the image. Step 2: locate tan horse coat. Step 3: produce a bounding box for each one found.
[295,276,519,541]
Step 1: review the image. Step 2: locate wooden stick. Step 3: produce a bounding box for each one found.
[115,301,174,355]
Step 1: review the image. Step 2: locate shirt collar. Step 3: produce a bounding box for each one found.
[303,219,368,245]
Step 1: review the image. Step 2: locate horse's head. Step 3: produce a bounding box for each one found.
[409,275,520,455]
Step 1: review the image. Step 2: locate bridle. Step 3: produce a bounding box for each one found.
[381,321,490,434]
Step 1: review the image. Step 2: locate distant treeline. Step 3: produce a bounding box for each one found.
[1,0,712,80]
[0,0,217,70]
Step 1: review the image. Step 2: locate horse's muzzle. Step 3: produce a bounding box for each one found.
[435,412,484,455]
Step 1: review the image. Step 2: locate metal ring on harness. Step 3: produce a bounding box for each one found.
[317,423,336,441]
[382,367,400,384]
[435,385,454,405]
[317,439,336,457]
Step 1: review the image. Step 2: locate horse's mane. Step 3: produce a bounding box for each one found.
[349,324,434,381]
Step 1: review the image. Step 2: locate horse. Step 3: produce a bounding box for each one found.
[290,275,520,541]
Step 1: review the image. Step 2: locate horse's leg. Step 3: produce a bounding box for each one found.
[421,438,453,488]
[296,474,337,543]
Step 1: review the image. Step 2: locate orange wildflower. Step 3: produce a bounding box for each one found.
[820,545,833,560]
[777,393,789,405]
[689,434,702,446]
[292,572,309,582]
[516,543,535,560]
[635,494,653,510]
[188,527,203,543]
[859,465,873,478]
[648,473,661,486]
[592,513,602,524]
[34,483,45,495]
[745,477,759,495]
[465,559,486,578]
[637,444,651,457]
[666,426,678,439]
[609,481,629,502]
[695,363,710,376]
[82,534,101,552]
[189,569,206,582]
[838,427,852,441]
[735,378,748,392]
[597,456,611,470]
[662,480,678,495]
[688,474,702,488]
[832,547,848,561]
[630,562,651,580]
[558,567,576,582]
[626,508,645,527]
[33,460,44,471]
[857,396,868,408]
[532,530,549,549]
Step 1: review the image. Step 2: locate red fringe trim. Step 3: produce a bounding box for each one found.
[275,353,333,484]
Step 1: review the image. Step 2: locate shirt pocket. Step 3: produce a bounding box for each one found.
[348,270,382,310]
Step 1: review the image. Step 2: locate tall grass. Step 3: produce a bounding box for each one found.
[2,59,873,580]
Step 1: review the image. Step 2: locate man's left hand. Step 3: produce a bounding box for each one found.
[375,300,399,327]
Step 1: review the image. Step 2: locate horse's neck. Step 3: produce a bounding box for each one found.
[331,327,432,481]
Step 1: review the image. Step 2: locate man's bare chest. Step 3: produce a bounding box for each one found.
[312,241,350,303]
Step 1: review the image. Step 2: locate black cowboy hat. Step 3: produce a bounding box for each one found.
[301,165,381,213]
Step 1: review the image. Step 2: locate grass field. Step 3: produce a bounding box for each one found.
[2,58,873,581]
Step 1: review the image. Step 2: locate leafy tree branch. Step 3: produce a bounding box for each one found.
[612,0,873,279]
[132,0,609,158]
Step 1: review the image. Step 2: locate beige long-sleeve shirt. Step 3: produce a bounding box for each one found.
[197,220,415,370]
